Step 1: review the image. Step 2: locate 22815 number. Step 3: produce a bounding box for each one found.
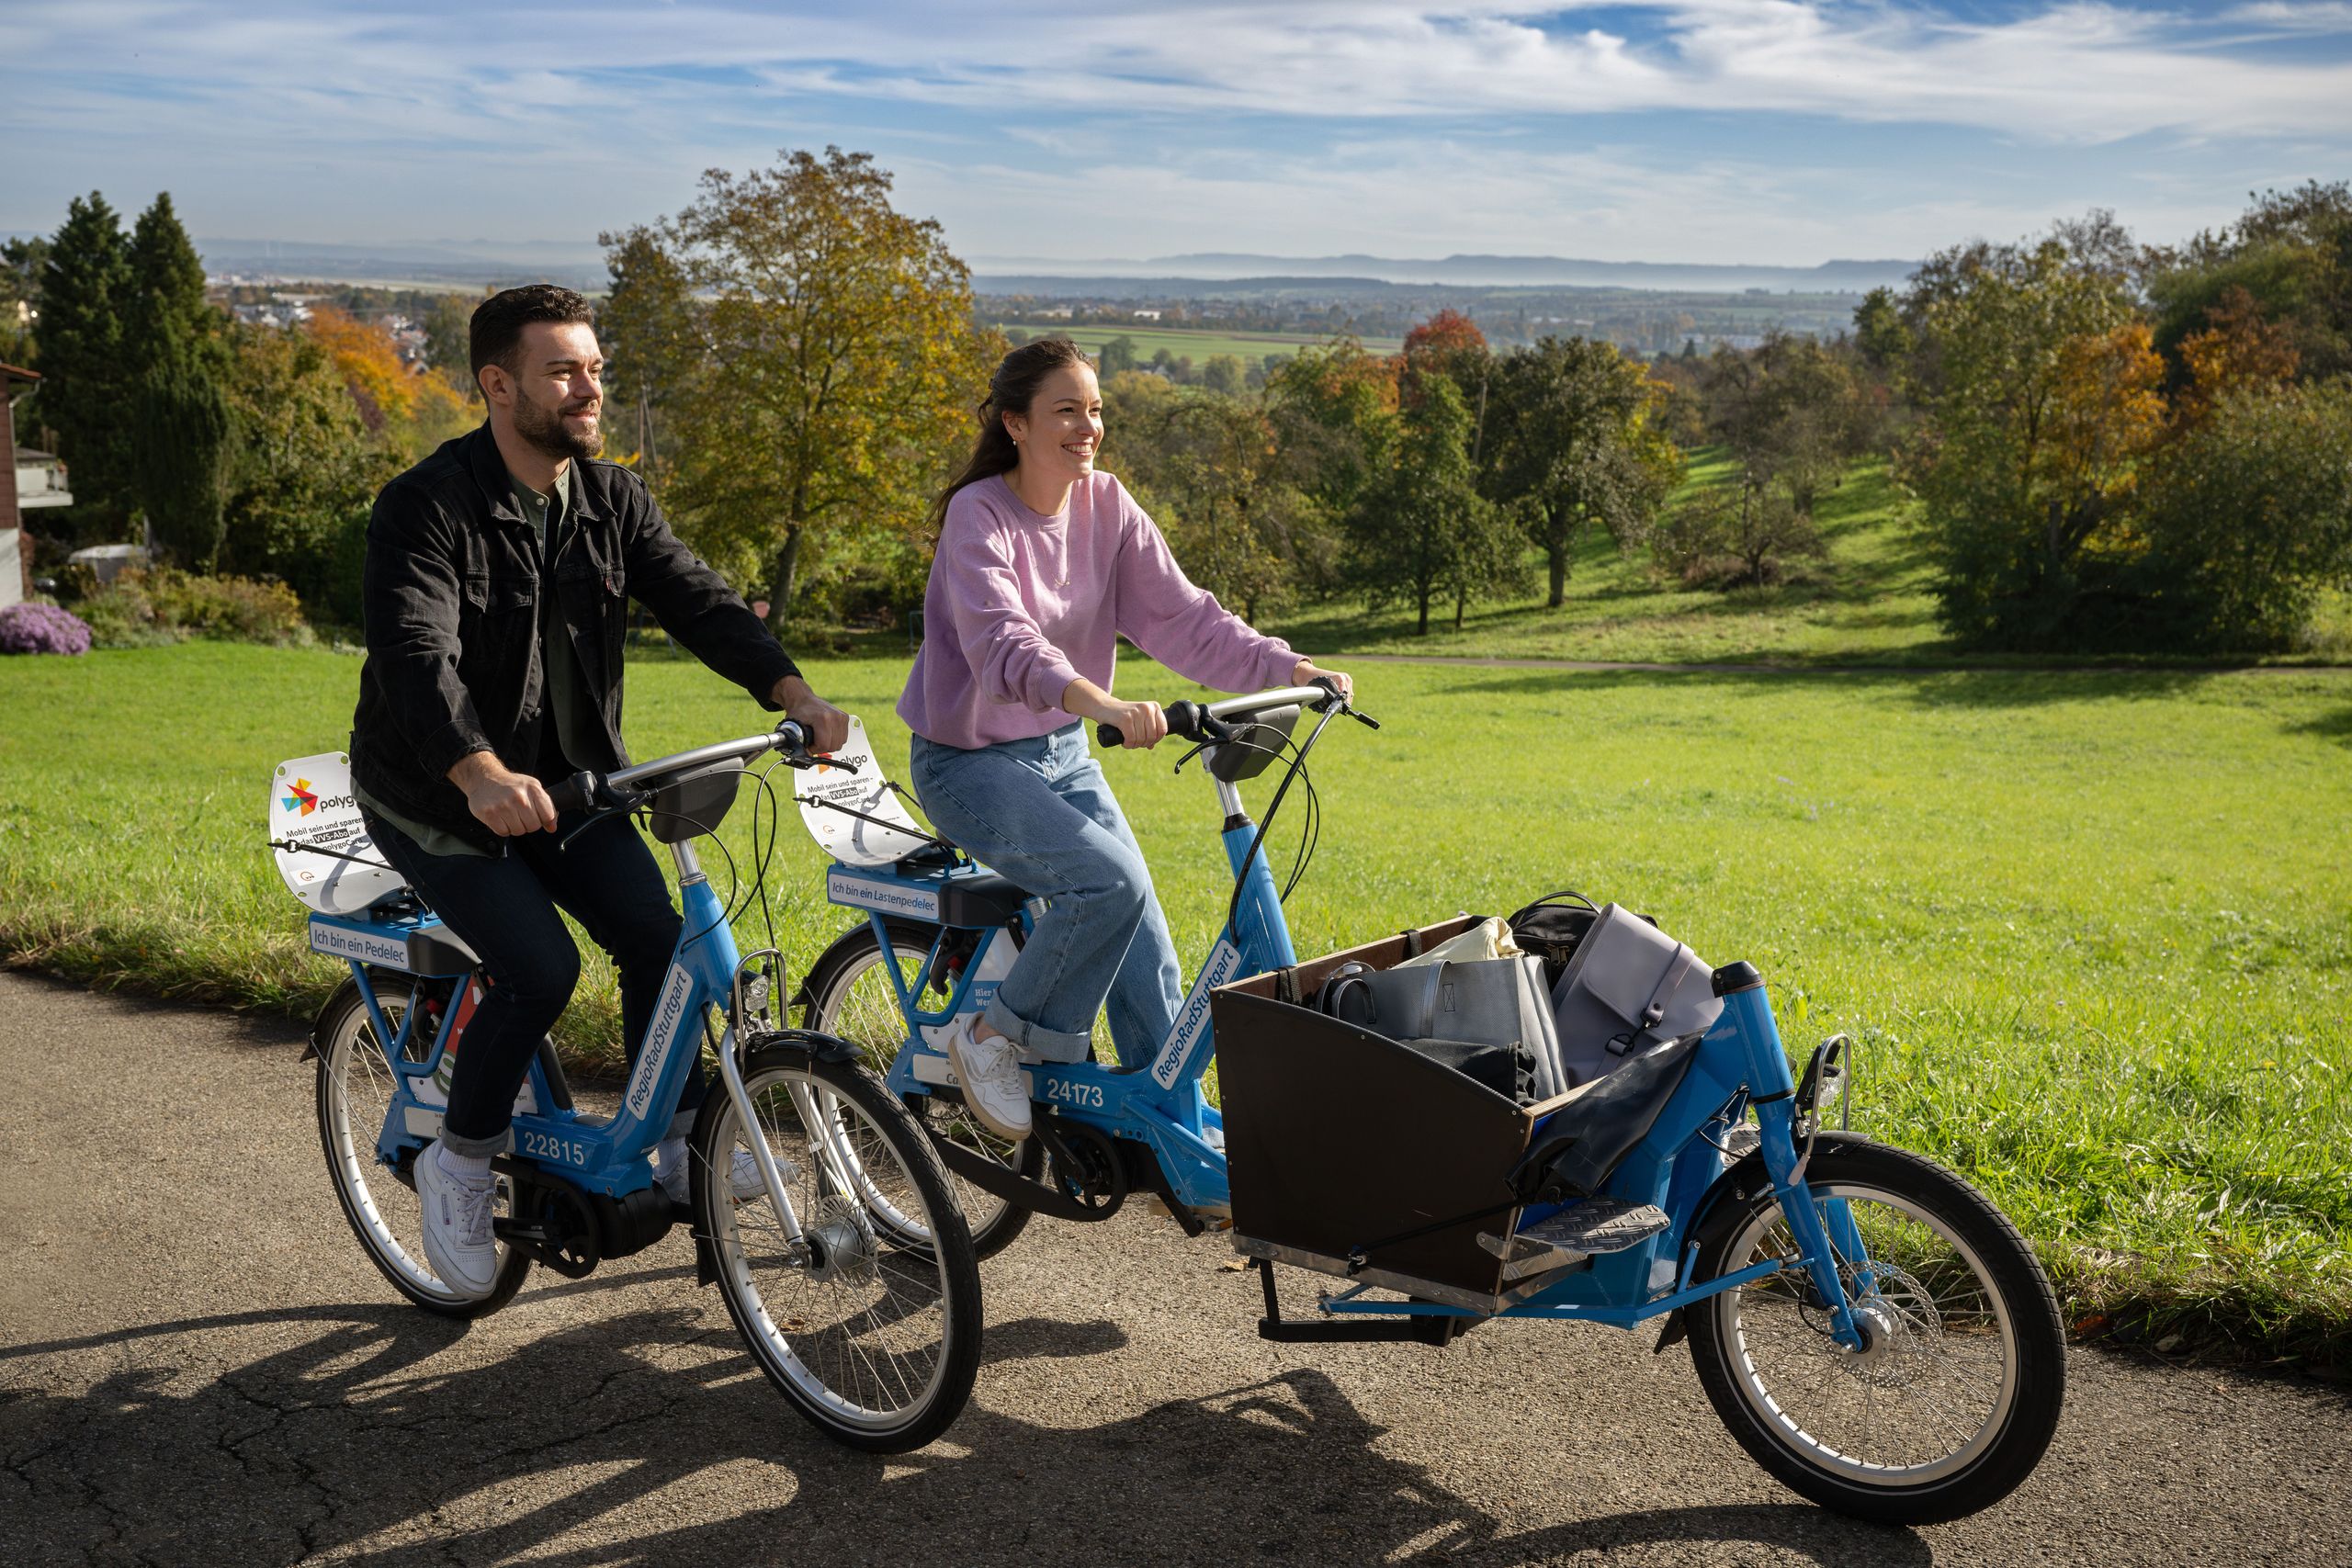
[520,1129,589,1166]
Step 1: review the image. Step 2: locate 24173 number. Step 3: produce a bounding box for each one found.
[1043,1077,1104,1111]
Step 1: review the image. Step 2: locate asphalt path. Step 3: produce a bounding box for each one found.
[4,970,2346,1567]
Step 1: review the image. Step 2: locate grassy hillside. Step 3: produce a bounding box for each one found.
[1269,451,2352,666]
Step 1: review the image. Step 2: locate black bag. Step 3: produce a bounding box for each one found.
[1312,963,1543,1103]
[1506,891,1600,987]
[1396,1038,1537,1102]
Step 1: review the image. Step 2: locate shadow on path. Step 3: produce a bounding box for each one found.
[1,1294,1926,1568]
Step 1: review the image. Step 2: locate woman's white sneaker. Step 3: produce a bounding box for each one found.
[654,1139,794,1205]
[416,1139,500,1299]
[945,1014,1033,1141]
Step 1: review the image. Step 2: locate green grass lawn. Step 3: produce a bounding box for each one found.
[1266,454,2352,667]
[3,643,2347,1361]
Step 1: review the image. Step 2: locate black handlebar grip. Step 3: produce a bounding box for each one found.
[1096,700,1212,750]
[548,772,594,815]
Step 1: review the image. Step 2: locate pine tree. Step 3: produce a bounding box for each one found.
[133,320,232,570]
[35,193,134,532]
[126,193,216,354]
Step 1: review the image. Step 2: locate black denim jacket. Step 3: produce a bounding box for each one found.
[352,423,799,852]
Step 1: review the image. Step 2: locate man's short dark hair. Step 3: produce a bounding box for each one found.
[469,285,595,386]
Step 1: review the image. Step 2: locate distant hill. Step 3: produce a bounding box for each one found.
[194,237,605,290]
[973,253,1917,295]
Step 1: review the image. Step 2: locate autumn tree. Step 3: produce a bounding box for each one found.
[1106,376,1323,621]
[2150,180,2352,379]
[2137,379,2352,649]
[1342,373,1525,634]
[600,148,998,626]
[218,323,398,616]
[1484,337,1681,606]
[1904,237,2168,647]
[305,304,415,431]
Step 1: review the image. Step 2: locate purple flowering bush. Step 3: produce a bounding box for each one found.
[0,602,95,656]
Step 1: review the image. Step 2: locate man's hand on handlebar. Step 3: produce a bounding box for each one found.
[448,751,559,836]
[772,674,852,754]
[1292,658,1352,701]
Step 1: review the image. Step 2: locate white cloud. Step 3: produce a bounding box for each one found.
[0,2,2340,257]
[2222,2,2352,31]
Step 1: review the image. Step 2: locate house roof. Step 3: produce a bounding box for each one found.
[0,363,39,387]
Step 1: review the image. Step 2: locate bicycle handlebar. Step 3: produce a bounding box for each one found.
[1094,682,1353,749]
[547,719,832,815]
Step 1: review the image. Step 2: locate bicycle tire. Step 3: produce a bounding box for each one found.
[312,975,532,1318]
[800,919,1041,1258]
[1686,1138,2065,1525]
[692,1044,982,1453]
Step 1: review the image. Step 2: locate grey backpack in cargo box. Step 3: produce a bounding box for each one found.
[1551,903,1722,1088]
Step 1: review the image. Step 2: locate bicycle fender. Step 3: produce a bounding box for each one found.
[745,1027,861,1066]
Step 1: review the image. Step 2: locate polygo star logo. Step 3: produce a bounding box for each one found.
[281,778,320,817]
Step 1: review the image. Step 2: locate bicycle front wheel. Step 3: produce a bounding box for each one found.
[1686,1139,2065,1525]
[801,919,1041,1258]
[312,975,531,1318]
[694,1044,982,1452]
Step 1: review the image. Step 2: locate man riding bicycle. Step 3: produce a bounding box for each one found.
[351,284,851,1300]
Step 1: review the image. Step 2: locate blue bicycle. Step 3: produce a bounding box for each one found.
[293,720,983,1452]
[798,683,2065,1522]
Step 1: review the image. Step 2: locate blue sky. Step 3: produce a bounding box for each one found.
[2,1,2348,268]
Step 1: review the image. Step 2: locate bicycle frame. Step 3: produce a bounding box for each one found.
[844,772,1296,1217]
[831,693,1866,1345]
[313,833,815,1248]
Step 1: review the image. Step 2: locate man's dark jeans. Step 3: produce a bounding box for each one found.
[368,812,700,1154]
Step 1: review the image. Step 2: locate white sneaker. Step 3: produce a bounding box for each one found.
[416,1140,499,1299]
[654,1140,794,1205]
[945,1014,1032,1142]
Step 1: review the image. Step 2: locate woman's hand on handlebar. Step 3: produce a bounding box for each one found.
[1102,699,1168,749]
[1292,658,1353,701]
[1063,676,1167,749]
[773,674,852,754]
[448,751,558,836]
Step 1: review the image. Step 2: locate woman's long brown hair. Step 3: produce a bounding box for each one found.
[928,336,1092,534]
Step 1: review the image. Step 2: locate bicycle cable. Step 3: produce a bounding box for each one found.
[1217,703,1341,945]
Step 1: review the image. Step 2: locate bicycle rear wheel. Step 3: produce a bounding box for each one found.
[693,1044,981,1452]
[312,975,531,1317]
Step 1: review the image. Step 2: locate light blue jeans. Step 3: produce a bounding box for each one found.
[909,723,1183,1067]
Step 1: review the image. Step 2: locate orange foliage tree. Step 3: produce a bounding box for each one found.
[2176,286,2300,424]
[304,304,413,430]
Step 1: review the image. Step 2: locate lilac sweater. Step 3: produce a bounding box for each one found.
[898,471,1299,750]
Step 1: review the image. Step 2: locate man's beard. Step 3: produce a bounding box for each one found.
[513,386,602,462]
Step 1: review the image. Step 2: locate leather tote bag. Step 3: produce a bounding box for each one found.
[1319,953,1567,1101]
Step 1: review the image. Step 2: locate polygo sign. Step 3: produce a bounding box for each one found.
[269,751,403,915]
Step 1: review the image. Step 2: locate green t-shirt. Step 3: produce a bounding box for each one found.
[358,463,597,859]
